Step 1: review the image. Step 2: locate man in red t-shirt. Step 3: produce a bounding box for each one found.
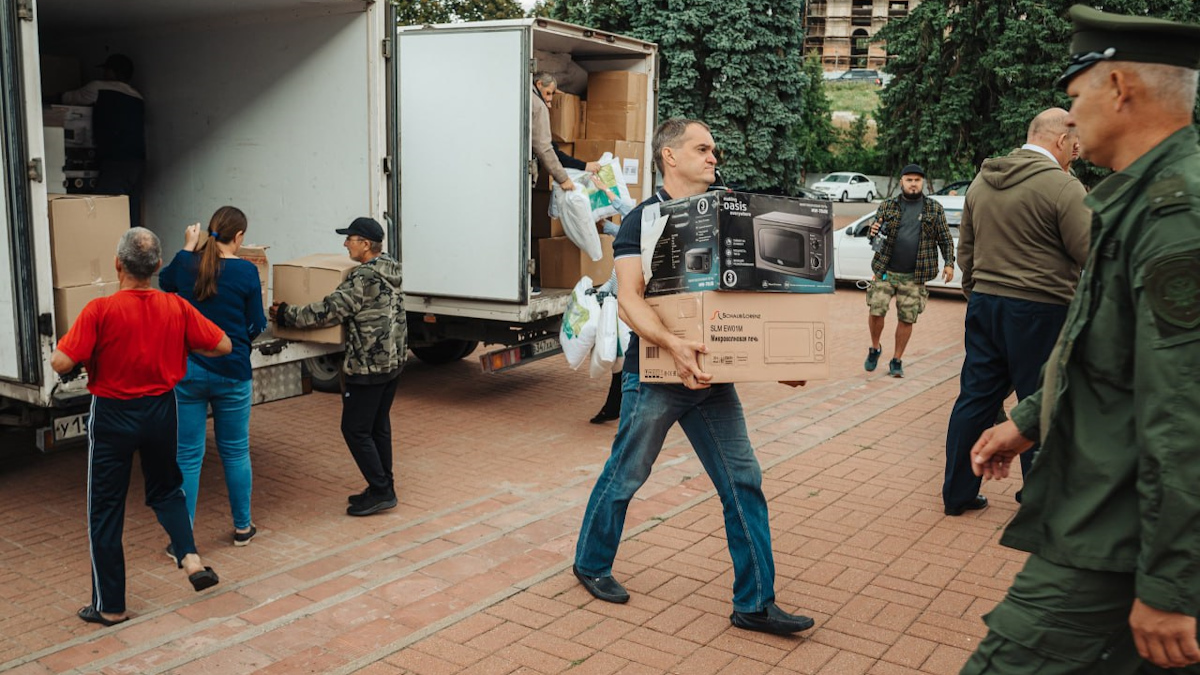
[52,227,232,627]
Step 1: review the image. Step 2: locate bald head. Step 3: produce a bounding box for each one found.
[1026,108,1077,171]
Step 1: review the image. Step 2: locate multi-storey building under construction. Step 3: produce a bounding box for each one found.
[805,0,922,72]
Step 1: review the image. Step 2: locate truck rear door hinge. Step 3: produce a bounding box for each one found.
[528,159,537,176]
[16,0,33,20]
[383,155,393,175]
[527,259,536,274]
[529,57,537,74]
[381,37,392,59]
[38,313,53,337]
[27,158,43,183]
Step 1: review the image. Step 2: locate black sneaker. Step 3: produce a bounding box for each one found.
[233,524,257,547]
[731,602,815,635]
[888,358,904,378]
[864,347,882,372]
[346,490,397,517]
[347,488,371,506]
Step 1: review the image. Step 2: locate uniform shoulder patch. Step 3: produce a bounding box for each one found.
[1147,175,1190,214]
[1144,250,1200,330]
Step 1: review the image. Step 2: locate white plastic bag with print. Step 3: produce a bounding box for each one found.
[612,317,632,373]
[560,276,600,370]
[590,295,619,377]
[584,152,635,221]
[550,173,603,261]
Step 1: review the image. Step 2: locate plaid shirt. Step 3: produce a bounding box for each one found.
[870,195,955,283]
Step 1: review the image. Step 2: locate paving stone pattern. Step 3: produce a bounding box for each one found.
[0,290,1029,674]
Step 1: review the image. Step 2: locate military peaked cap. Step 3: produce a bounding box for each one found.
[1058,5,1200,88]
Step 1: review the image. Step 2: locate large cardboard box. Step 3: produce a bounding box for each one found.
[537,235,614,289]
[573,140,644,185]
[587,71,649,103]
[584,102,646,142]
[47,195,130,288]
[236,244,270,310]
[640,291,829,384]
[272,253,360,344]
[644,191,834,297]
[549,91,582,143]
[53,282,120,339]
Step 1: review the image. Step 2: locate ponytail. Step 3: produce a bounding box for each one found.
[194,206,248,301]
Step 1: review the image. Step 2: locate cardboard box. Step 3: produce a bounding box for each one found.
[549,91,582,143]
[640,291,830,384]
[584,102,646,142]
[53,282,120,339]
[272,253,360,344]
[573,140,644,185]
[47,195,130,288]
[237,244,270,310]
[537,235,614,289]
[587,71,649,104]
[48,105,93,148]
[644,191,834,297]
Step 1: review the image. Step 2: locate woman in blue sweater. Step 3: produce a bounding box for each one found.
[160,206,266,546]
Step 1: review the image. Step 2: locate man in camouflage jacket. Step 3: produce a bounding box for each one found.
[271,217,407,516]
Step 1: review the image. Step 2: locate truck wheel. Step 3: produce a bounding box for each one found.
[412,339,479,365]
[303,354,344,393]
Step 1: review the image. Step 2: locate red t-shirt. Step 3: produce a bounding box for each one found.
[57,289,226,399]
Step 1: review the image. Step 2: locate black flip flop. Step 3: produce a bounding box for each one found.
[188,566,220,592]
[78,605,129,627]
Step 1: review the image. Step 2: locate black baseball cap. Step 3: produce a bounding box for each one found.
[336,217,384,242]
[900,164,925,177]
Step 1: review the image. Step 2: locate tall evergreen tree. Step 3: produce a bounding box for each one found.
[395,0,522,25]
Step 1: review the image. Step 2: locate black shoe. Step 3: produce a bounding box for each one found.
[346,490,397,517]
[1014,489,1023,504]
[348,488,371,506]
[864,347,882,372]
[589,409,619,424]
[573,565,629,603]
[944,495,989,516]
[233,524,257,547]
[730,602,815,635]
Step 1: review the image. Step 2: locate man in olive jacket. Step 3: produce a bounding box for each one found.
[965,6,1200,673]
[271,217,407,516]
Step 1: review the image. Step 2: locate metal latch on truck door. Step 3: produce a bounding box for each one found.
[17,0,33,20]
[27,158,43,183]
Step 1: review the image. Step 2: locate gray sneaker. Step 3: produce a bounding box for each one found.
[889,358,904,378]
[864,347,882,371]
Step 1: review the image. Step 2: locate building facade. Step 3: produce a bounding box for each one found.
[805,0,921,72]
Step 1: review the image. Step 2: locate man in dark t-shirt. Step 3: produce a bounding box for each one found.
[572,118,815,636]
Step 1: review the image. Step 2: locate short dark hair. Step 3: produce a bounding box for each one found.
[117,227,160,279]
[652,118,711,175]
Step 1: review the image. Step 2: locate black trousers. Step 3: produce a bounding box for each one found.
[87,391,197,614]
[96,159,145,228]
[341,377,399,493]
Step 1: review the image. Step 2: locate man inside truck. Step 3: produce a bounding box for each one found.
[60,54,146,228]
[530,72,577,193]
[573,118,816,636]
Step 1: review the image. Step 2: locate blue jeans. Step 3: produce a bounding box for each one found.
[575,373,776,613]
[174,361,254,529]
[943,293,1068,510]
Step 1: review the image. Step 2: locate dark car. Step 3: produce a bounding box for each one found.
[835,69,882,86]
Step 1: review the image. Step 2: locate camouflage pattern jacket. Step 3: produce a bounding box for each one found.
[280,254,406,381]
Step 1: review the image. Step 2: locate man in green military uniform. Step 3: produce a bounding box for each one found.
[963,5,1200,673]
[271,217,408,517]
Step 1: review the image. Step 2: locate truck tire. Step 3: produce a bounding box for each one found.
[412,339,479,365]
[303,353,344,393]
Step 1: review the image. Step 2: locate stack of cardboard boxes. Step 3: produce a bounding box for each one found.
[48,195,130,338]
[638,190,835,384]
[533,71,649,289]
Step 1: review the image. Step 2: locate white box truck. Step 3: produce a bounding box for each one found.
[0,1,657,450]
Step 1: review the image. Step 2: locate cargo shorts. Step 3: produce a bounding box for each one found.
[866,272,928,324]
[961,554,1200,674]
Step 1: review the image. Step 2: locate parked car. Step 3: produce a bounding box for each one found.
[832,195,965,292]
[835,69,882,86]
[934,179,972,196]
[811,172,878,202]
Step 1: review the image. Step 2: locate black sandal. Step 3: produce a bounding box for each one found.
[188,567,220,592]
[78,605,129,626]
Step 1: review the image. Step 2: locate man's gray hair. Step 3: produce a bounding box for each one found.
[533,71,556,88]
[116,227,161,279]
[1089,62,1199,114]
[652,118,711,175]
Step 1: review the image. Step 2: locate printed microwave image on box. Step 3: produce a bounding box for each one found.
[685,247,712,274]
[763,321,825,364]
[752,211,832,282]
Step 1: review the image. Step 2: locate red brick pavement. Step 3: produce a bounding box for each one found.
[0,289,1030,674]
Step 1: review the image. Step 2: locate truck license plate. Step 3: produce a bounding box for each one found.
[53,412,90,442]
[530,337,559,355]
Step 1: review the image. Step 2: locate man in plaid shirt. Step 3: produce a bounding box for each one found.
[865,164,955,377]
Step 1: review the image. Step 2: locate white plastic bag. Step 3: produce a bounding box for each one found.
[560,276,600,370]
[590,295,619,377]
[551,176,603,261]
[613,317,632,373]
[584,153,635,221]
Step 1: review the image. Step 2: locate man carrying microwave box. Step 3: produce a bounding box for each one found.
[865,164,955,378]
[572,117,816,636]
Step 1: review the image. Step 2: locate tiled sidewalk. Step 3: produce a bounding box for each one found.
[0,290,1025,674]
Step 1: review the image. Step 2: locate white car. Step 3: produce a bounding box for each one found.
[832,195,965,292]
[812,172,878,202]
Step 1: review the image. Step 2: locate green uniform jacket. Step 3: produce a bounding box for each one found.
[870,195,955,283]
[280,253,407,380]
[1006,126,1200,617]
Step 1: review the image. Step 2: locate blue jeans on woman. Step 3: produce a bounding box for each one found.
[174,361,254,530]
[575,373,776,613]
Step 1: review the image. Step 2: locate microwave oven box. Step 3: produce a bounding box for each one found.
[46,104,93,148]
[640,291,830,384]
[53,281,120,339]
[47,194,130,288]
[272,253,359,344]
[644,191,834,297]
[537,234,614,289]
[549,92,582,143]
